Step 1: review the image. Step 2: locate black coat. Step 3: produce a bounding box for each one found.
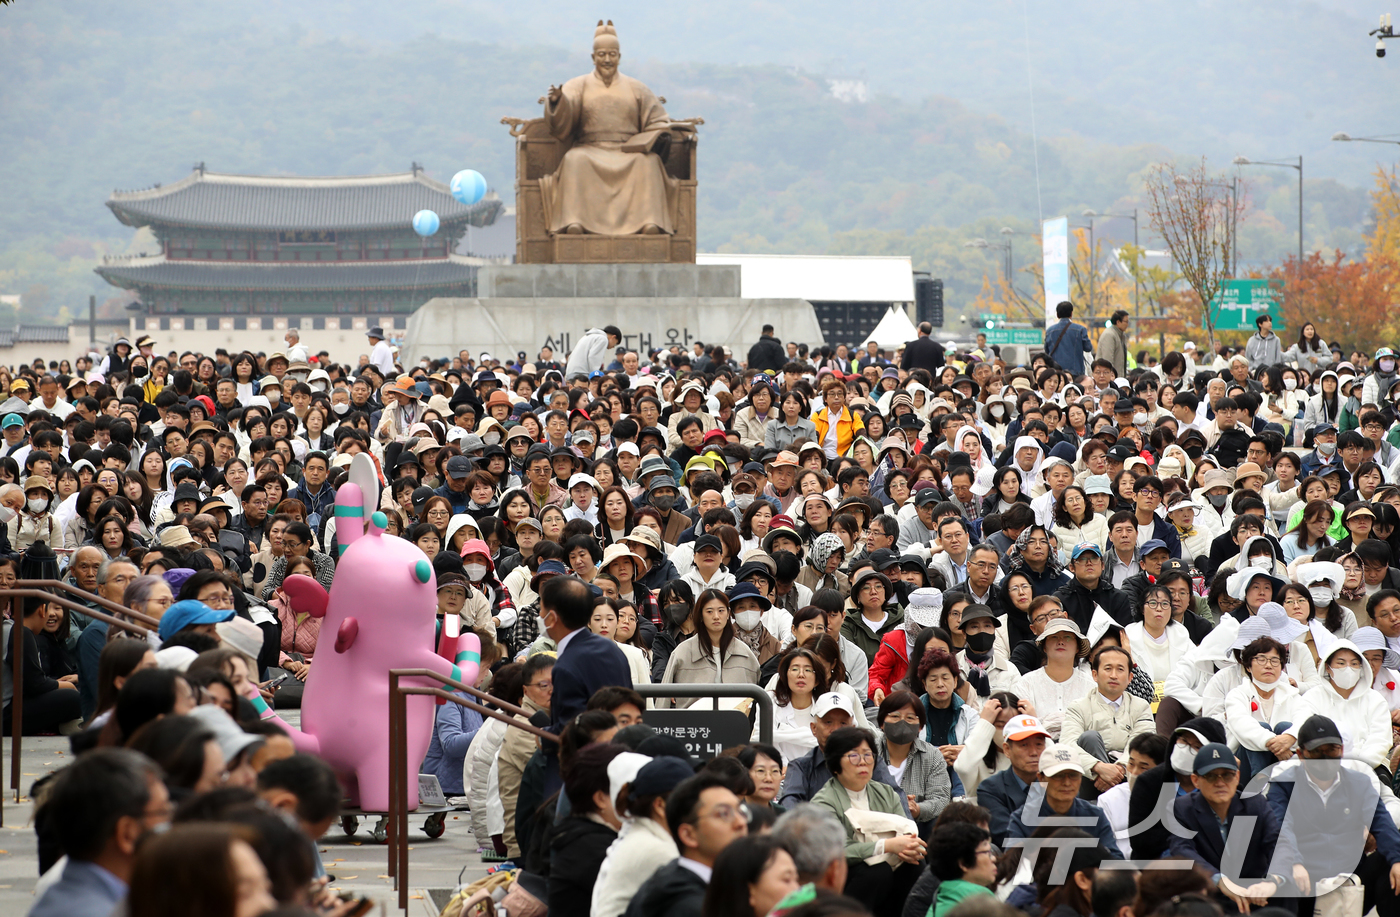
[901,335,946,376]
[747,335,786,373]
[547,814,618,917]
[1053,576,1133,632]
[623,858,708,917]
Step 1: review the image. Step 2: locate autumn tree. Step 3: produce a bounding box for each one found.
[1144,158,1247,354]
[1266,251,1396,352]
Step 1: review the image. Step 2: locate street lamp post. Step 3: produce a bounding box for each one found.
[964,237,1013,287]
[1083,209,1141,325]
[1233,155,1303,267]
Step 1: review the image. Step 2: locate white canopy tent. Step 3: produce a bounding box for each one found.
[862,305,919,350]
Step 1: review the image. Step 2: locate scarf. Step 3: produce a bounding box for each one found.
[963,647,992,697]
[1004,526,1065,578]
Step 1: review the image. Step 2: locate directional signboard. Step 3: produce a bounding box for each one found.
[1208,279,1285,331]
[978,314,1045,346]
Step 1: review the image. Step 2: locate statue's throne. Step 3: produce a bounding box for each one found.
[502,115,699,264]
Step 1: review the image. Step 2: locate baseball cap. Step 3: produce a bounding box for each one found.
[1159,558,1191,577]
[1083,475,1113,496]
[158,599,235,641]
[1106,444,1133,461]
[693,533,723,554]
[0,414,23,430]
[1071,542,1104,561]
[188,704,263,764]
[812,692,855,718]
[530,559,569,590]
[1039,745,1084,777]
[445,455,473,479]
[1297,714,1345,751]
[1003,714,1051,742]
[1192,743,1239,775]
[1139,539,1170,559]
[914,485,941,507]
[616,441,640,457]
[630,756,696,797]
[726,582,773,610]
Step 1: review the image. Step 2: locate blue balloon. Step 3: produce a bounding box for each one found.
[412,209,440,237]
[450,169,488,206]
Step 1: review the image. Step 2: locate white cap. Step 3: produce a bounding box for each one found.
[616,442,640,457]
[813,692,855,718]
[1183,341,1196,351]
[607,752,653,809]
[155,646,197,672]
[1039,745,1084,777]
[567,472,599,491]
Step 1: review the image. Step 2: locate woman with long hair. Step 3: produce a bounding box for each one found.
[1279,499,1334,563]
[1286,321,1332,375]
[658,588,759,708]
[701,835,801,917]
[763,646,830,764]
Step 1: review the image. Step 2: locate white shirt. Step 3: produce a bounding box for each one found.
[822,408,842,458]
[370,340,395,377]
[676,857,713,883]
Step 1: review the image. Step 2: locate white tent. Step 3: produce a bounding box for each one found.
[863,305,919,349]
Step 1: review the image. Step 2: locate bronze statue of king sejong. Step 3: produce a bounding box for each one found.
[538,20,681,236]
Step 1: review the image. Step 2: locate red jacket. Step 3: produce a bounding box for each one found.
[868,630,911,701]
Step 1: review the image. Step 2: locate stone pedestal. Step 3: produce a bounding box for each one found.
[401,263,820,364]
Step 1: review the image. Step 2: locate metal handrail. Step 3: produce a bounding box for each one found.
[382,674,776,911]
[385,668,560,911]
[0,580,156,818]
[631,683,775,744]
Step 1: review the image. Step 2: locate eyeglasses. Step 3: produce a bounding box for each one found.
[1197,770,1236,784]
[844,752,875,764]
[1143,600,1172,610]
[527,680,553,691]
[201,592,234,607]
[1030,611,1065,626]
[698,802,751,824]
[1138,488,1161,497]
[1251,656,1283,669]
[967,561,998,571]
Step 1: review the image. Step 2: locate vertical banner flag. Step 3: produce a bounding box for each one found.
[1042,217,1069,329]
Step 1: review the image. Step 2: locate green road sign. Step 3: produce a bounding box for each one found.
[1208,279,1285,331]
[985,328,1044,345]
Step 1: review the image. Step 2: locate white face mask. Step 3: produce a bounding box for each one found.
[1126,770,1139,790]
[1170,742,1196,774]
[1250,555,1272,570]
[1318,441,1337,456]
[26,497,46,514]
[1251,675,1278,691]
[1284,378,1298,391]
[482,433,501,446]
[734,610,763,631]
[0,506,15,524]
[733,494,755,511]
[464,563,488,582]
[332,402,350,416]
[1331,665,1363,690]
[1309,585,1335,607]
[1133,412,1148,427]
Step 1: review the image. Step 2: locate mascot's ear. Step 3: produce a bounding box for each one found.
[283,574,329,618]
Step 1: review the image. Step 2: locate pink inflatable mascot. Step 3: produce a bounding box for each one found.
[281,473,481,813]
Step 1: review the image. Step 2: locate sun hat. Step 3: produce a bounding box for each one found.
[904,588,943,628]
[1036,619,1090,658]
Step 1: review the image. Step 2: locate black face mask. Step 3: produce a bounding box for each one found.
[893,580,916,605]
[774,551,802,582]
[1184,445,1204,461]
[130,364,148,379]
[965,631,996,653]
[664,603,691,628]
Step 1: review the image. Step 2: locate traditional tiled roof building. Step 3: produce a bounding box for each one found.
[96,164,502,334]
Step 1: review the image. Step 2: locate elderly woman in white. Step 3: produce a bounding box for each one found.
[1281,638,1394,769]
[1223,628,1306,779]
[1353,626,1400,711]
[1198,603,1321,720]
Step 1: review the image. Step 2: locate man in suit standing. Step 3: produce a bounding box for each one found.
[900,322,945,376]
[30,748,171,917]
[539,575,633,792]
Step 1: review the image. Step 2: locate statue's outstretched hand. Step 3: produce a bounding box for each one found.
[547,85,563,104]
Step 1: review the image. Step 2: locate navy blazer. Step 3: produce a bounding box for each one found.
[977,768,1032,848]
[1168,790,1278,882]
[549,628,633,738]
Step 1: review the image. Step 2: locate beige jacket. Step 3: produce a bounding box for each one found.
[658,635,760,708]
[733,406,776,450]
[1059,687,1156,771]
[496,695,545,857]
